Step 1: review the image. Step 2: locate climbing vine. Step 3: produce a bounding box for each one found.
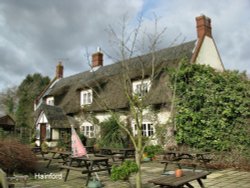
[171,62,250,151]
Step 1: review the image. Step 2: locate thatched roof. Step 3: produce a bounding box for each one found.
[36,104,78,128]
[44,41,196,114]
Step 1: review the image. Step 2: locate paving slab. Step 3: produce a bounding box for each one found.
[12,157,250,188]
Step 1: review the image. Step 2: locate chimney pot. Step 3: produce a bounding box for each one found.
[196,15,212,39]
[92,50,103,68]
[56,62,63,79]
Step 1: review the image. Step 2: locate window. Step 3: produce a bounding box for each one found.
[80,89,93,106]
[132,79,151,97]
[81,122,95,138]
[46,125,51,139]
[46,97,54,106]
[142,123,154,136]
[132,122,154,137]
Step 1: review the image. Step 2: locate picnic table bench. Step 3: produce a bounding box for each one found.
[148,171,210,188]
[161,151,212,172]
[46,150,71,168]
[60,156,111,185]
[95,148,135,163]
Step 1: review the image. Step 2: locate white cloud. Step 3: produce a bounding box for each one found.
[0,0,249,92]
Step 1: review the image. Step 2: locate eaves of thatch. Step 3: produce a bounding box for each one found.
[44,40,196,114]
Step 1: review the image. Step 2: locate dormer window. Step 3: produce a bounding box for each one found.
[80,89,93,106]
[46,97,54,106]
[132,79,151,97]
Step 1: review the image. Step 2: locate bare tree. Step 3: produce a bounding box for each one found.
[83,15,170,188]
[79,14,186,187]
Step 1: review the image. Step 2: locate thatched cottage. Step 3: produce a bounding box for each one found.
[34,15,224,147]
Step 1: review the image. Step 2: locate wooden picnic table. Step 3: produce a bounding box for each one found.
[61,156,111,185]
[46,150,72,168]
[148,171,210,188]
[85,146,95,154]
[95,148,135,162]
[161,151,212,172]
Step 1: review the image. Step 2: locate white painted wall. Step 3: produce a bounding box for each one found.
[36,112,48,124]
[157,109,171,124]
[195,36,224,71]
[75,108,171,145]
[52,129,59,139]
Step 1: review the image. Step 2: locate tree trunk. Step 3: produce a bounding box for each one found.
[165,126,177,150]
[135,151,142,188]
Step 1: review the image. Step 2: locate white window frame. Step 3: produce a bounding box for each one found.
[132,122,155,137]
[80,89,93,106]
[132,79,151,97]
[46,97,54,106]
[81,122,95,138]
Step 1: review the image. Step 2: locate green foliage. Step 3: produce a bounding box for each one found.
[144,145,163,158]
[78,132,87,146]
[0,87,18,118]
[15,73,50,128]
[111,160,138,181]
[86,138,96,146]
[41,142,49,152]
[98,116,127,148]
[171,62,250,151]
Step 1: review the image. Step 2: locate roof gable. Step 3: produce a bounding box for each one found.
[35,104,75,128]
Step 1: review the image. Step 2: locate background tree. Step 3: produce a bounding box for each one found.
[15,73,50,130]
[0,86,18,118]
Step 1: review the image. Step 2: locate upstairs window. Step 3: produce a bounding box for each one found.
[132,79,151,97]
[46,97,54,106]
[80,89,93,106]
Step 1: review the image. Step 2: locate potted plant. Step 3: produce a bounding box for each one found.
[111,160,138,182]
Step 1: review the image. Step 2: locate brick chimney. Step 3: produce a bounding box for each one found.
[56,62,63,79]
[196,15,212,39]
[92,47,103,68]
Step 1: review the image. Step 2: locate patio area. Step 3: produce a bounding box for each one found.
[12,155,250,188]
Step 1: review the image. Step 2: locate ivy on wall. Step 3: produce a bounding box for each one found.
[171,62,250,151]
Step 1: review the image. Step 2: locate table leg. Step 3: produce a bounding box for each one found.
[46,153,56,168]
[185,182,194,188]
[64,159,73,182]
[163,162,168,173]
[105,160,111,175]
[85,161,94,186]
[197,178,205,188]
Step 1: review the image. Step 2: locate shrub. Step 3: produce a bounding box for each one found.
[111,160,138,181]
[144,145,164,158]
[98,116,127,148]
[0,139,38,175]
[172,62,250,151]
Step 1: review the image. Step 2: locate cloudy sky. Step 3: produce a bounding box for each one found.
[0,0,249,92]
